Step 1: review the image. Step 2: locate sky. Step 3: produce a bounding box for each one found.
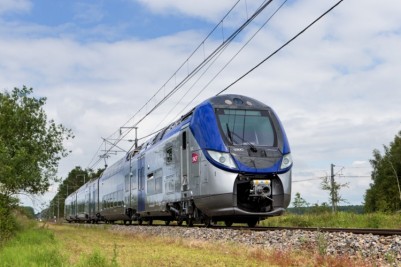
[1,0,400,212]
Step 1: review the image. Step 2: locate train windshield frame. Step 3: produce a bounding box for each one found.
[215,108,277,147]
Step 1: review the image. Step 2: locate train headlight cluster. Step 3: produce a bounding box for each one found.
[280,153,293,170]
[207,150,237,169]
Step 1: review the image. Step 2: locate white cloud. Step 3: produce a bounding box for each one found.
[135,0,249,22]
[0,0,31,14]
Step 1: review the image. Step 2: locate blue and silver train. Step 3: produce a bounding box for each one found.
[64,94,292,227]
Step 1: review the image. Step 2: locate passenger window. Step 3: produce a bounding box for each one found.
[182,131,187,150]
[166,147,173,163]
[125,175,130,192]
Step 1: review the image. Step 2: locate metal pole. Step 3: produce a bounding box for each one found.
[134,127,138,149]
[330,164,335,212]
[57,195,59,222]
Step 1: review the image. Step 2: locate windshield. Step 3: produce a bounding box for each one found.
[216,109,276,147]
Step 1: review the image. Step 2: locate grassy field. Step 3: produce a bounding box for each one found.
[0,220,376,267]
[2,212,399,266]
[260,211,401,229]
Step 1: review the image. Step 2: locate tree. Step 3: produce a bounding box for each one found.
[292,192,309,208]
[0,86,73,196]
[320,172,348,212]
[0,86,73,239]
[364,131,401,212]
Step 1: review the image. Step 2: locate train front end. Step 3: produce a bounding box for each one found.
[190,94,292,224]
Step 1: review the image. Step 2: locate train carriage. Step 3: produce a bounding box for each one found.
[65,94,292,227]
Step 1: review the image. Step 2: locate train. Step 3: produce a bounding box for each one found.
[64,94,292,227]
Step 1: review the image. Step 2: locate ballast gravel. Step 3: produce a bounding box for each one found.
[110,225,401,266]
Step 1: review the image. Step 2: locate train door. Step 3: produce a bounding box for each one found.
[91,182,97,218]
[88,184,92,218]
[137,155,146,212]
[181,128,189,191]
[85,185,90,218]
[124,156,131,211]
[130,160,137,212]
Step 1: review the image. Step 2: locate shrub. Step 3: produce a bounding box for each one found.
[0,194,18,246]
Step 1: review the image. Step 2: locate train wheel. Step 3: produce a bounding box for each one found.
[247,219,258,228]
[138,219,143,225]
[148,219,153,225]
[204,218,214,227]
[186,218,194,227]
[224,220,233,227]
[165,221,170,226]
[177,218,184,226]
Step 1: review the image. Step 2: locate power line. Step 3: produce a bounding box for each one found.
[90,0,275,168]
[216,0,344,96]
[168,0,289,125]
[293,175,371,183]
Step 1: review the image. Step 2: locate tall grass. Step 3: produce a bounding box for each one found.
[261,211,401,228]
[0,228,65,267]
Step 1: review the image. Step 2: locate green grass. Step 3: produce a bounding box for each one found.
[0,227,65,267]
[260,211,401,228]
[3,212,395,266]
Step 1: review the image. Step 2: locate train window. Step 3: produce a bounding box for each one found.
[182,131,187,150]
[166,147,173,163]
[147,179,155,195]
[131,169,137,189]
[155,177,163,194]
[125,175,130,192]
[216,109,276,147]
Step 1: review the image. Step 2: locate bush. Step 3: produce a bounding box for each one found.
[0,194,18,246]
[0,228,65,266]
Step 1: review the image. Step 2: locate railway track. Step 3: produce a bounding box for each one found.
[233,226,401,236]
[64,220,401,236]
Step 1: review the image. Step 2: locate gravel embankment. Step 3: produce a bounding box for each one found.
[111,225,401,265]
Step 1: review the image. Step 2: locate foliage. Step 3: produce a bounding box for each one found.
[288,205,364,215]
[18,206,36,219]
[292,192,309,212]
[0,86,72,242]
[262,211,401,229]
[0,86,73,197]
[0,227,65,266]
[320,173,349,212]
[364,131,401,212]
[0,194,18,246]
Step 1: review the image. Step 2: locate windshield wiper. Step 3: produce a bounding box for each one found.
[226,124,257,152]
[226,123,233,144]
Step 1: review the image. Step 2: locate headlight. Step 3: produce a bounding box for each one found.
[207,150,237,169]
[280,153,293,169]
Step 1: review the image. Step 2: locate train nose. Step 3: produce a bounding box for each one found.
[251,179,272,198]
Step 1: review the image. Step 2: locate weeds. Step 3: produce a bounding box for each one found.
[261,211,401,229]
[316,232,328,255]
[0,227,65,267]
[77,249,119,267]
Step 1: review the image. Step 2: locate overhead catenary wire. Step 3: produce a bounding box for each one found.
[216,0,344,96]
[90,0,275,169]
[88,0,344,170]
[170,0,289,124]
